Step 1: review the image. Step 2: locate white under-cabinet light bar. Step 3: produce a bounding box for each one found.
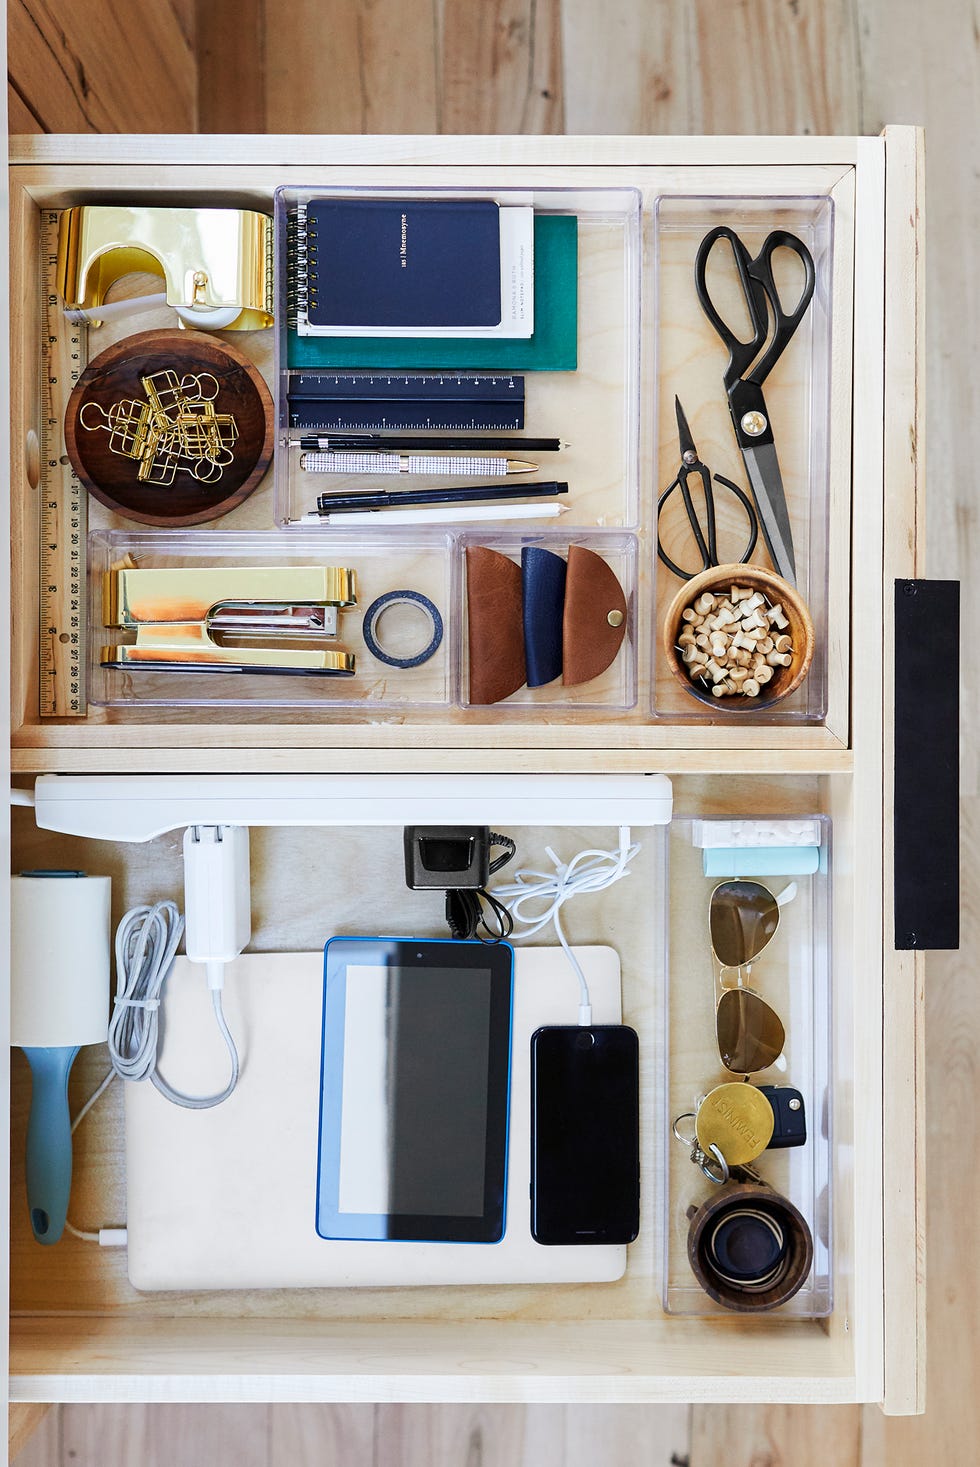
[29,774,673,843]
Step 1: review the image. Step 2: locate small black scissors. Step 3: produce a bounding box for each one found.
[695,227,816,586]
[657,397,758,582]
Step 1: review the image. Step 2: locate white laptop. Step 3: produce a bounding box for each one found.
[125,945,627,1290]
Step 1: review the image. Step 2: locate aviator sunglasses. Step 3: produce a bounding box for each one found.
[709,879,795,1073]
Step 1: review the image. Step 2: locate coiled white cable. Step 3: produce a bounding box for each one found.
[108,900,239,1109]
[64,899,239,1245]
[493,826,641,1025]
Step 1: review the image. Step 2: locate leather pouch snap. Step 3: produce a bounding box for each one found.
[561,544,628,686]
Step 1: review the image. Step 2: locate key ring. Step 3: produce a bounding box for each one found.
[672,1111,730,1185]
[697,1143,730,1185]
[672,1112,697,1146]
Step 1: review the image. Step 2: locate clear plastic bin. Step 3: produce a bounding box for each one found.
[650,196,836,725]
[663,815,833,1318]
[89,529,454,710]
[69,185,846,731]
[89,528,637,714]
[273,185,642,532]
[456,531,638,712]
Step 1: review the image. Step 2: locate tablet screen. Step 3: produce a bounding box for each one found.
[317,938,513,1242]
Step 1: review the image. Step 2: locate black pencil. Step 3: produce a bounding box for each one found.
[315,481,569,513]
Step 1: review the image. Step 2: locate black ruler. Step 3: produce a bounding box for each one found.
[288,371,525,431]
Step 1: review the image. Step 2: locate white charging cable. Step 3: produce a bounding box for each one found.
[107,898,240,1109]
[107,826,250,1107]
[66,903,214,1244]
[64,1070,126,1246]
[493,826,641,1025]
[65,825,252,1244]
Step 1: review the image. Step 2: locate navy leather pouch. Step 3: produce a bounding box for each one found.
[521,546,566,687]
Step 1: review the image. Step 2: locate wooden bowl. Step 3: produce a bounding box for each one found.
[64,329,273,527]
[662,563,815,711]
[686,1181,814,1312]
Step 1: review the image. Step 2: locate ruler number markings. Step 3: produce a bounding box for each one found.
[38,208,88,716]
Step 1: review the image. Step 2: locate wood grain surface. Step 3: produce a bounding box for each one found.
[7,0,975,1464]
[58,1404,270,1467]
[63,329,274,526]
[7,0,196,133]
[13,1403,691,1467]
[7,1405,53,1465]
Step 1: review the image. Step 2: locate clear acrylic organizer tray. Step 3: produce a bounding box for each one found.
[456,530,638,713]
[89,529,455,710]
[649,195,836,725]
[273,184,642,533]
[74,186,844,733]
[662,815,833,1318]
[89,528,638,714]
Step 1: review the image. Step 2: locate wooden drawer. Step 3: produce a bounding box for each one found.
[3,132,925,1416]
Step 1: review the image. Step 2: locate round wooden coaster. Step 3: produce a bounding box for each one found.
[64,328,274,526]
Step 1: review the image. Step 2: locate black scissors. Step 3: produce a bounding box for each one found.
[657,397,758,581]
[695,227,816,586]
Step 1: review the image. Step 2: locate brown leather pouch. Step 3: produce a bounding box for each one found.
[562,544,628,686]
[465,546,527,704]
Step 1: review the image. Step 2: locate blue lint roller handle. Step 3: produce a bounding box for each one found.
[22,1045,80,1245]
[702,847,820,878]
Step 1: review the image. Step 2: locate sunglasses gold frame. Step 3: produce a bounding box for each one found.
[709,879,790,1074]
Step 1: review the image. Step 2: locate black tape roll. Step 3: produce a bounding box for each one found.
[362,589,444,670]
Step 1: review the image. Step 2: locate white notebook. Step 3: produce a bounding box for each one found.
[125,945,626,1290]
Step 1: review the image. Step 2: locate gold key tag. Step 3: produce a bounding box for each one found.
[695,1081,774,1168]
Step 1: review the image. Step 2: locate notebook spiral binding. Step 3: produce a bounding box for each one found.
[286,203,308,331]
[264,218,275,323]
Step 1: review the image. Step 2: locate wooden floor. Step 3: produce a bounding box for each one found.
[7,0,977,1463]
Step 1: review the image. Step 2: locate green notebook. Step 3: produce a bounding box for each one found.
[287,214,578,372]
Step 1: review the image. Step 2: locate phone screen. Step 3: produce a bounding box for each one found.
[530,1025,640,1245]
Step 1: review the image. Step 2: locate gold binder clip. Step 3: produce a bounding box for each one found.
[79,370,240,486]
[101,565,358,676]
[57,206,274,330]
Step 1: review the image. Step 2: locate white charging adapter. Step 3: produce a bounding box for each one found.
[182,824,251,990]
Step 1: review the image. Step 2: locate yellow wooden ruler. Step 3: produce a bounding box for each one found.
[38,207,88,716]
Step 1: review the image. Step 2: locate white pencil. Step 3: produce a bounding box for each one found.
[297,503,569,527]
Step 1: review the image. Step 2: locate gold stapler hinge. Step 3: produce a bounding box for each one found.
[58,206,274,330]
[102,565,358,675]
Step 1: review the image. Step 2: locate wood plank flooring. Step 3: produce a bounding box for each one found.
[7,0,977,1462]
[12,1404,692,1467]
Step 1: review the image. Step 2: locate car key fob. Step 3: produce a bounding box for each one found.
[758,1085,807,1148]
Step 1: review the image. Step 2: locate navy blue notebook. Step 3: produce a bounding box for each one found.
[304,198,501,330]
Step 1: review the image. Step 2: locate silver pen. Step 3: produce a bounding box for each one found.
[300,451,537,477]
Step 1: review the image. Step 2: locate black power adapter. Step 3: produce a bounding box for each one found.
[403,826,516,942]
[404,826,491,890]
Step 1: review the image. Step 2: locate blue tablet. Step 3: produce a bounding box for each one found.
[316,937,513,1243]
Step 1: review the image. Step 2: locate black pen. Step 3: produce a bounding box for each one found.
[296,434,566,452]
[315,481,569,513]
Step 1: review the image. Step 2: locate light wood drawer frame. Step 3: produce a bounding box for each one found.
[2,130,924,1418]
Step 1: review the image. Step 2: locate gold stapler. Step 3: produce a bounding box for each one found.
[102,565,357,675]
[58,205,274,331]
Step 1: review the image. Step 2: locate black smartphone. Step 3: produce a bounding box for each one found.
[530,1024,640,1245]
